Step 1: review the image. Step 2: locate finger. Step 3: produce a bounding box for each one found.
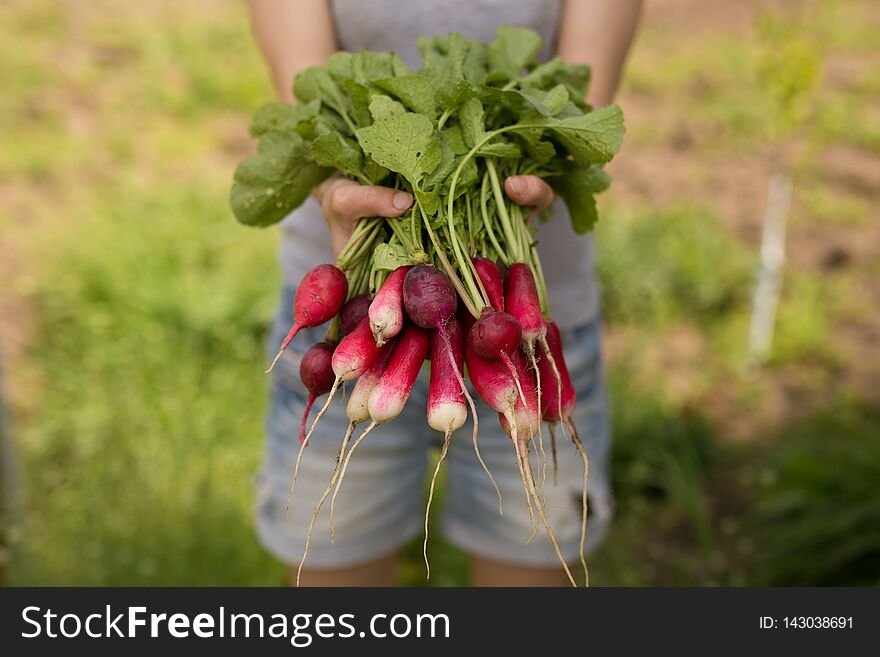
[504,175,554,213]
[330,184,413,222]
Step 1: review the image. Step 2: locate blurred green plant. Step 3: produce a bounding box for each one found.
[595,205,753,327]
[609,374,716,544]
[10,176,285,585]
[755,10,822,140]
[752,403,880,585]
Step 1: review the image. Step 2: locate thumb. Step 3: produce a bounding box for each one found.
[335,185,414,221]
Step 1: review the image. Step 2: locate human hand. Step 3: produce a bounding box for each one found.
[504,175,555,224]
[314,175,414,257]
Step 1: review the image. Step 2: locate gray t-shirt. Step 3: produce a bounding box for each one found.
[279,0,600,330]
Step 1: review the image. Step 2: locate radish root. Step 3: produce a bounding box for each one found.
[423,429,452,580]
[327,421,357,541]
[295,421,356,586]
[298,393,317,444]
[329,420,377,543]
[266,326,298,373]
[505,410,537,540]
[285,423,313,529]
[304,377,341,443]
[528,346,548,494]
[548,421,559,486]
[516,434,577,588]
[566,419,590,587]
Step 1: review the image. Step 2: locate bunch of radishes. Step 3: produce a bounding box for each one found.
[232,27,626,586]
[270,257,590,587]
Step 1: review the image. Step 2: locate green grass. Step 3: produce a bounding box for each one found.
[752,403,880,586]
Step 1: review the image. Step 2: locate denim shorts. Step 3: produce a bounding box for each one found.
[255,286,613,569]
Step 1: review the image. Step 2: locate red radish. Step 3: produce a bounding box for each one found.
[368,266,410,346]
[297,341,335,443]
[467,309,533,474]
[345,339,395,426]
[340,293,372,336]
[403,265,457,330]
[427,319,466,435]
[296,325,430,585]
[424,317,467,579]
[366,325,429,422]
[468,310,522,360]
[472,257,505,311]
[505,264,546,348]
[456,305,504,513]
[537,319,591,585]
[300,316,382,447]
[538,320,575,423]
[465,341,575,587]
[404,265,492,503]
[266,264,348,372]
[504,263,549,482]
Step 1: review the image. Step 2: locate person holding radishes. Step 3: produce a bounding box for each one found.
[245,0,642,586]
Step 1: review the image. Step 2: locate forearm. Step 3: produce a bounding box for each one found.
[246,0,337,104]
[556,0,642,107]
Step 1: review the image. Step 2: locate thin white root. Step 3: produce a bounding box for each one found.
[423,429,452,580]
[548,421,559,486]
[529,438,546,509]
[304,377,341,444]
[528,346,548,495]
[567,419,590,587]
[519,439,577,588]
[504,351,542,508]
[506,410,537,541]
[295,422,356,586]
[265,344,287,374]
[327,422,357,541]
[328,421,377,543]
[285,431,311,529]
[441,322,502,515]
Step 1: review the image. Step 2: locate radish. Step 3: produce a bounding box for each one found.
[423,317,467,579]
[537,321,575,424]
[404,264,496,504]
[302,315,383,440]
[266,264,348,373]
[297,341,336,444]
[467,309,535,467]
[466,341,576,587]
[339,293,372,336]
[332,324,429,508]
[505,263,547,352]
[472,257,505,312]
[505,263,550,483]
[537,319,591,584]
[402,264,457,330]
[296,324,429,585]
[368,266,411,346]
[468,311,522,360]
[427,318,467,435]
